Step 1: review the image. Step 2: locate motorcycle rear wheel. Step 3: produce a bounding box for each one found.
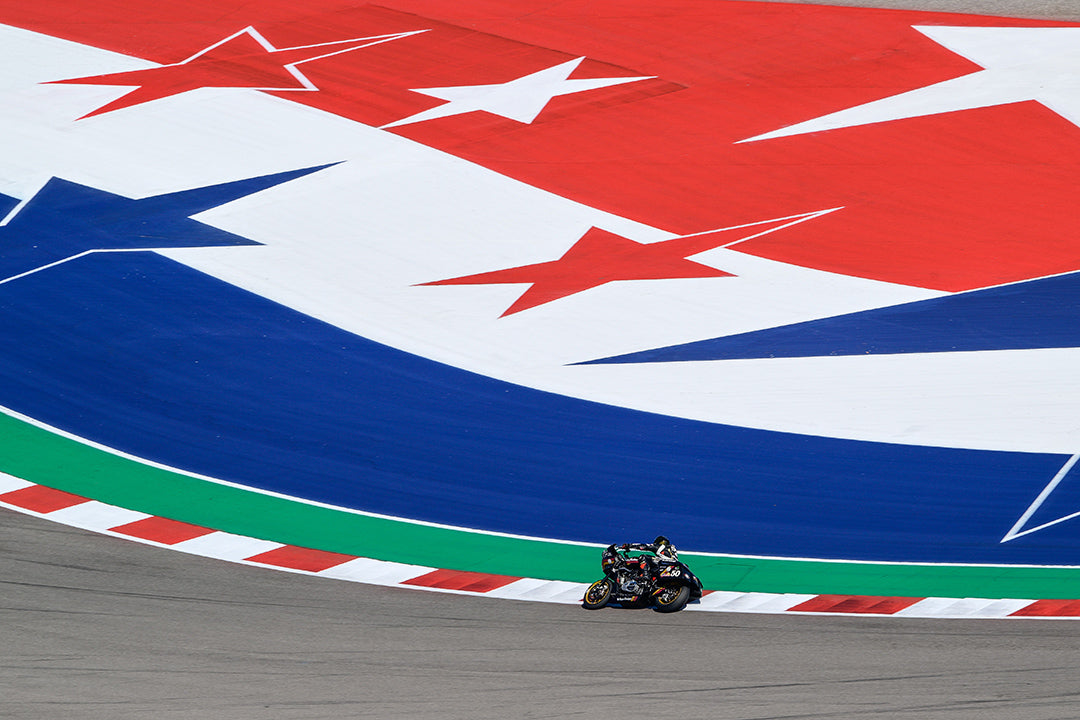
[581,578,613,609]
[652,585,691,613]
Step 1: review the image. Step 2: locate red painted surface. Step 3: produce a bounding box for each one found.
[0,485,87,513]
[49,30,402,119]
[1010,599,1080,617]
[5,1,1077,294]
[246,545,357,572]
[789,594,923,614]
[423,226,735,316]
[402,568,521,592]
[110,515,215,544]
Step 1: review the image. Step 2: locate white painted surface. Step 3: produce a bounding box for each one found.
[2,23,1080,455]
[742,26,1080,142]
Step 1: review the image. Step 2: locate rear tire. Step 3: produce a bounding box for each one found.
[652,585,691,613]
[582,578,613,609]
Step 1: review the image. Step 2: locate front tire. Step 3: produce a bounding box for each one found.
[652,585,691,613]
[582,578,613,609]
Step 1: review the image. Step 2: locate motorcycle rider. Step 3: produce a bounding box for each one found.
[652,535,678,562]
[618,535,678,578]
[585,535,701,611]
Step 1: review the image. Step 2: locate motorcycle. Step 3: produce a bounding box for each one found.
[581,543,703,613]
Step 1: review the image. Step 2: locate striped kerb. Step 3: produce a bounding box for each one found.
[4,478,1080,619]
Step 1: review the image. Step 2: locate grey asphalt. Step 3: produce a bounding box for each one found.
[6,2,1080,718]
[774,0,1080,20]
[5,510,1080,720]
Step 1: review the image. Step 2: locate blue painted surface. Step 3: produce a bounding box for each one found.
[584,272,1080,364]
[0,248,1076,564]
[1020,460,1080,535]
[0,166,330,282]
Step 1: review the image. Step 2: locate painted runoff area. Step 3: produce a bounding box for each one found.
[0,0,1079,611]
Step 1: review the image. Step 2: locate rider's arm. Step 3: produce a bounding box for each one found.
[620,543,658,560]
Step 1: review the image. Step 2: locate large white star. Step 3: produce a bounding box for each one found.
[1002,453,1080,542]
[382,56,652,129]
[740,26,1080,143]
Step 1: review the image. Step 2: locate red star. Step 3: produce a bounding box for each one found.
[47,26,427,119]
[421,209,840,316]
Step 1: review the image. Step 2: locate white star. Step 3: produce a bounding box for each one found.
[382,56,652,129]
[1002,453,1080,542]
[740,26,1080,142]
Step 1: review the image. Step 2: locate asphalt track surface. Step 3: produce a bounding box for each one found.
[5,1,1080,718]
[8,509,1080,720]
[778,0,1080,19]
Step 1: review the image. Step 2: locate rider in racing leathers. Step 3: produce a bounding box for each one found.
[618,535,678,578]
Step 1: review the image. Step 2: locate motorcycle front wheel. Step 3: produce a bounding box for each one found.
[652,585,691,613]
[581,578,613,609]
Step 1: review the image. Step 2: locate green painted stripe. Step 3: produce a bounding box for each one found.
[5,408,1080,599]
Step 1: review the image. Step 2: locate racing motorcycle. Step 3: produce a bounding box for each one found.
[581,543,703,613]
